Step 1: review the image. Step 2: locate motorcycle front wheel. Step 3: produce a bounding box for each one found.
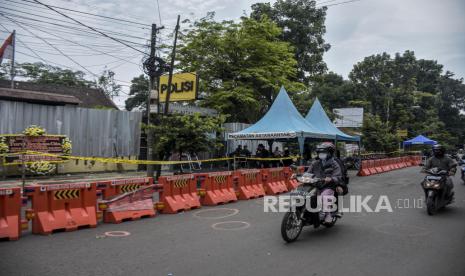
[281,212,303,243]
[426,194,437,216]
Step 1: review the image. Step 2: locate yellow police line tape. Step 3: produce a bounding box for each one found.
[0,151,301,165]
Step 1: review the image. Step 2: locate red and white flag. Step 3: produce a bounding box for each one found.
[0,32,15,64]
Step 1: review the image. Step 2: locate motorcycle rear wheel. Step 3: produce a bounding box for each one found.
[281,212,303,243]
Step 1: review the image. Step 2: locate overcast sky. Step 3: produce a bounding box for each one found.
[1,0,464,109]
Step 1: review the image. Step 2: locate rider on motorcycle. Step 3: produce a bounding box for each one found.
[423,144,457,200]
[306,142,346,225]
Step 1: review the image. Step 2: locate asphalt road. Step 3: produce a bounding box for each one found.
[1,167,465,276]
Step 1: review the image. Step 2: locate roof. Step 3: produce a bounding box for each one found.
[228,86,332,140]
[0,80,118,109]
[0,87,82,105]
[305,98,360,142]
[403,135,437,146]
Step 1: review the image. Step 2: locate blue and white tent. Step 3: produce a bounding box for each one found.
[305,98,360,142]
[228,87,333,156]
[228,87,332,141]
[403,135,437,147]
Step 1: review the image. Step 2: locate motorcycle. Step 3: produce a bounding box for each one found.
[422,168,453,215]
[281,170,340,243]
[459,159,465,184]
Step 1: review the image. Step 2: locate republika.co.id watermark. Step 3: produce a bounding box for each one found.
[263,195,424,213]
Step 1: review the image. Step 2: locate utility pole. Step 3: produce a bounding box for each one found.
[163,15,180,115]
[145,23,162,177]
[10,30,15,89]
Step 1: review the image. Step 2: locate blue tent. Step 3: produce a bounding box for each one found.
[228,87,334,157]
[305,98,360,142]
[403,135,437,147]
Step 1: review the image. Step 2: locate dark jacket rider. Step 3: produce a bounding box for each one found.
[423,144,456,199]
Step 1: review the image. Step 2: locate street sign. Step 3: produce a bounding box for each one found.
[158,72,198,102]
[397,129,408,137]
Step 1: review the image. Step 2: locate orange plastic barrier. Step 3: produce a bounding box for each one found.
[157,174,201,214]
[195,171,237,206]
[233,169,266,200]
[374,159,384,173]
[96,177,153,199]
[0,187,24,241]
[98,185,156,223]
[261,168,288,195]
[94,177,154,223]
[283,167,299,190]
[367,160,377,175]
[24,182,97,235]
[358,160,370,176]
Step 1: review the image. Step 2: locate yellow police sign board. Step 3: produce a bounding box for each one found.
[158,72,198,102]
[396,129,408,137]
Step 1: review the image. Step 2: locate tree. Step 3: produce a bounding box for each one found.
[146,113,226,164]
[125,74,149,111]
[97,69,121,99]
[362,114,399,152]
[178,13,304,123]
[250,0,330,82]
[18,62,94,87]
[350,50,465,149]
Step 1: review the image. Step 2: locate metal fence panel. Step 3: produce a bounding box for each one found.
[0,100,141,157]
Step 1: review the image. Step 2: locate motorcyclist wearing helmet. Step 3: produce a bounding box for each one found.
[423,144,457,199]
[306,142,346,225]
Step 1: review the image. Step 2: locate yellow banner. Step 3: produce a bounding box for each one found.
[158,72,198,102]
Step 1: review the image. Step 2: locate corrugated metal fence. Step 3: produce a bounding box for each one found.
[0,100,142,157]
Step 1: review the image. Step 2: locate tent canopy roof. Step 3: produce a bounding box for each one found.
[403,135,437,146]
[228,87,332,140]
[305,98,360,142]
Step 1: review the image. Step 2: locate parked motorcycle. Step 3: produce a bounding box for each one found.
[281,170,340,243]
[422,168,454,215]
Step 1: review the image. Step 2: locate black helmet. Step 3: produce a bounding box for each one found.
[432,144,445,157]
[316,142,336,155]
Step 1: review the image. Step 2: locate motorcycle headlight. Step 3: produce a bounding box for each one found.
[433,183,441,188]
[297,176,312,183]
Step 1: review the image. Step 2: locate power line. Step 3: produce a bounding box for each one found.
[31,0,147,55]
[156,0,163,26]
[15,21,143,66]
[0,6,150,41]
[317,0,362,8]
[0,15,149,47]
[4,0,150,31]
[1,23,133,90]
[2,14,101,78]
[15,0,151,27]
[0,11,150,44]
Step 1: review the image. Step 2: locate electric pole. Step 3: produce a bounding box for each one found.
[163,15,180,115]
[144,23,163,177]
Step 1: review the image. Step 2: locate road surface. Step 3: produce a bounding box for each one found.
[1,167,464,276]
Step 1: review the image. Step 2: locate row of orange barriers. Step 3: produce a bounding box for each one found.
[1,167,304,241]
[358,155,421,176]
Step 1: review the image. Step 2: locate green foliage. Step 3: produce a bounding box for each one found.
[97,69,121,99]
[250,0,330,82]
[12,62,95,87]
[125,74,149,111]
[146,113,226,159]
[362,114,399,152]
[177,13,304,123]
[348,50,465,149]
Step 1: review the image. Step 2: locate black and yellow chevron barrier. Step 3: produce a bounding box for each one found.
[245,172,257,181]
[120,184,141,193]
[54,189,80,200]
[271,171,281,178]
[173,178,189,188]
[214,175,227,183]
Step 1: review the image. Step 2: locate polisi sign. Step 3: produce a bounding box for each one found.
[158,72,198,102]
